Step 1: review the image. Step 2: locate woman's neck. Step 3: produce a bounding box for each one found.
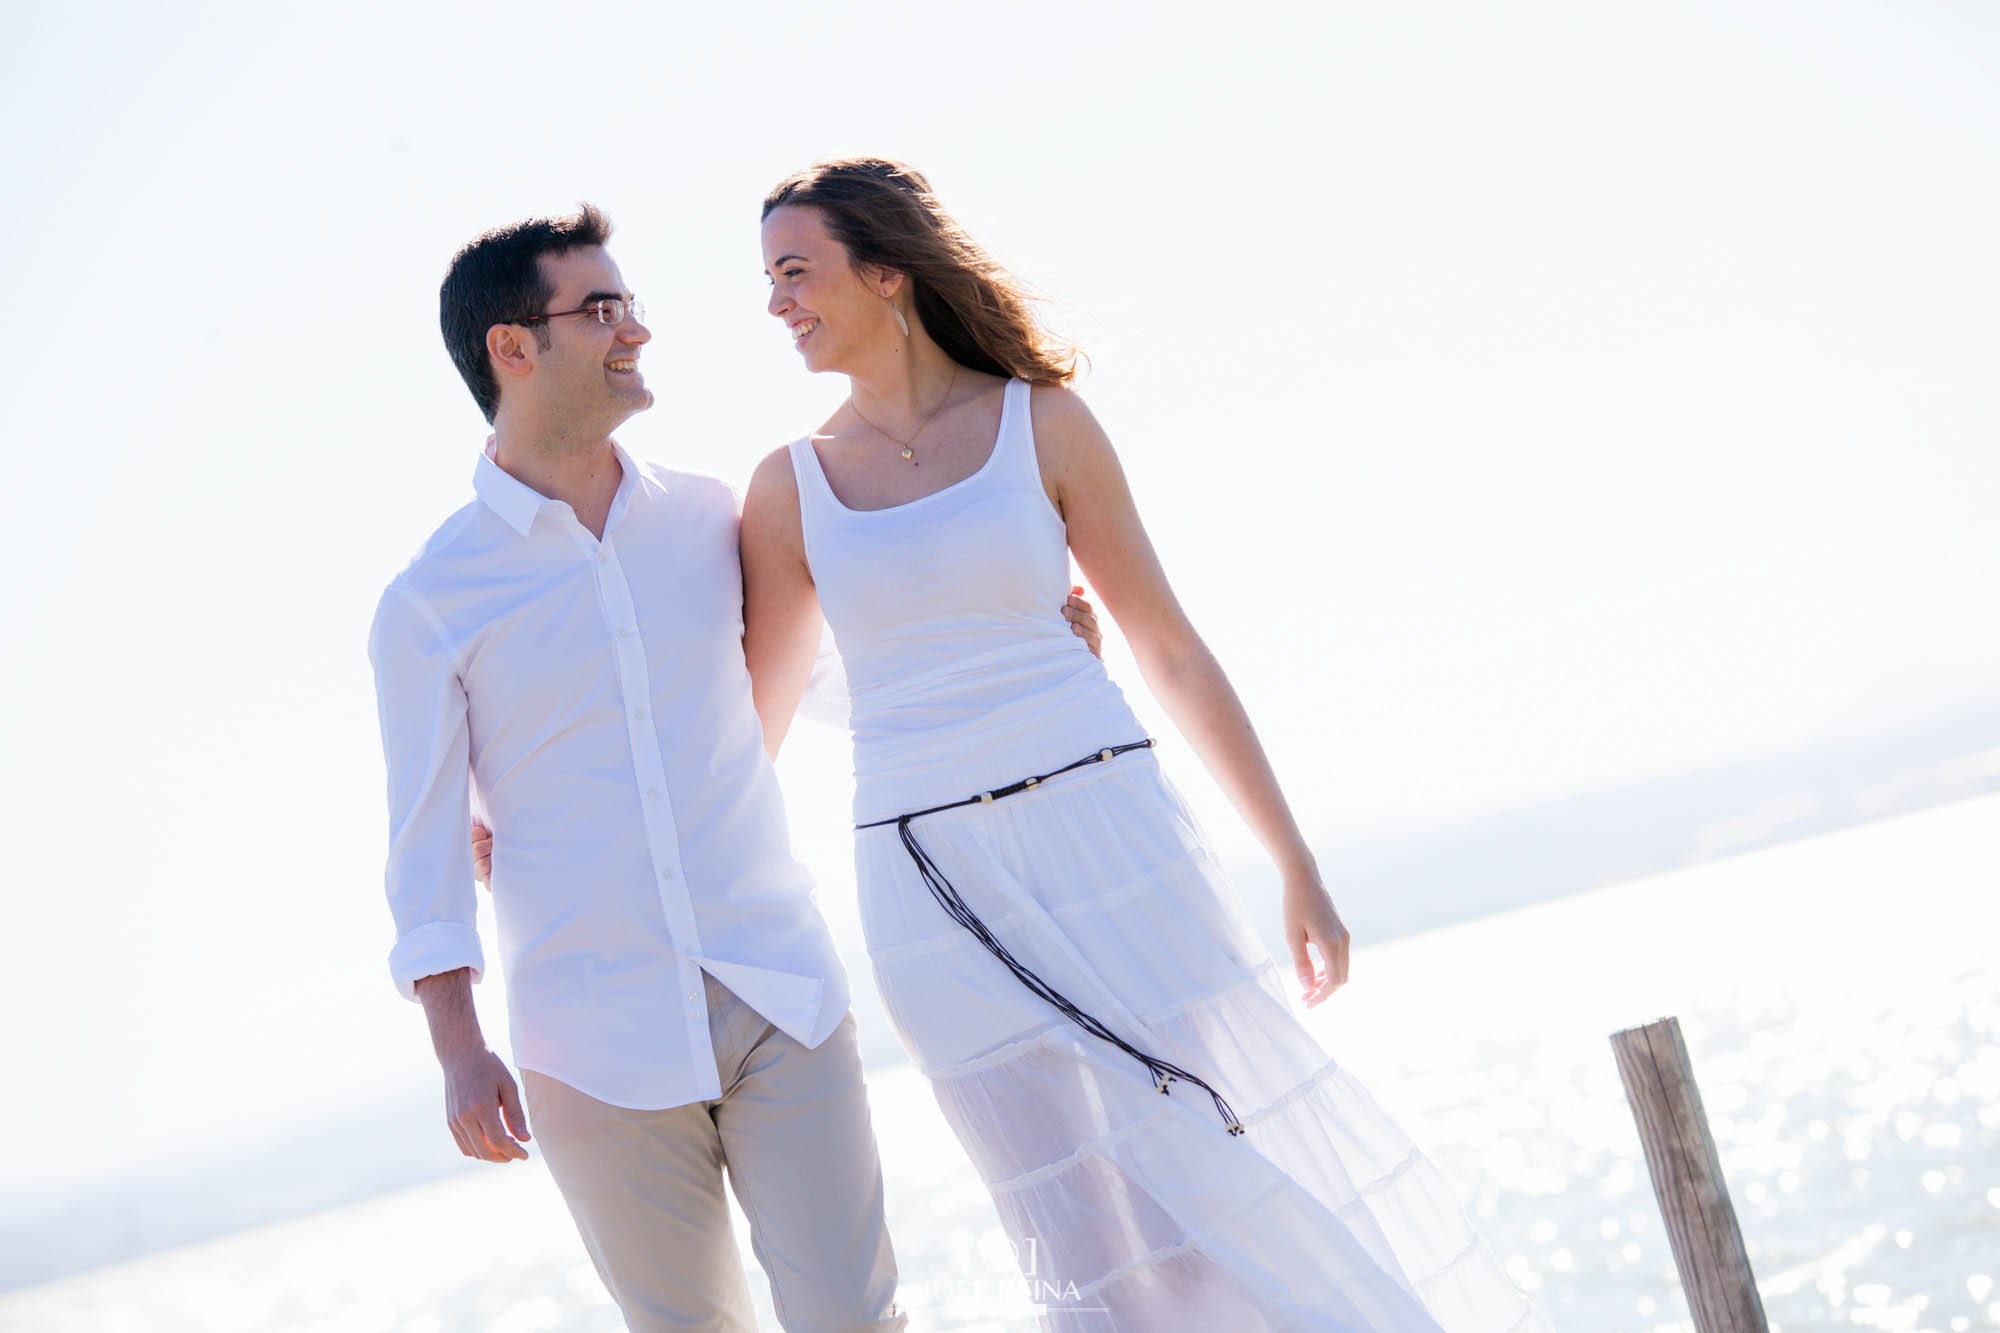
[844,337,961,433]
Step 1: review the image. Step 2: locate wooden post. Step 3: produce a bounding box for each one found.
[1610,1016,1768,1333]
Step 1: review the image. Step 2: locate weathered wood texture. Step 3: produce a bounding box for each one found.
[1611,1016,1768,1333]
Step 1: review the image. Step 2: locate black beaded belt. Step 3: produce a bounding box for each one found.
[858,738,1244,1136]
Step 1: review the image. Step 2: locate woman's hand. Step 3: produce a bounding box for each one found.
[472,821,492,888]
[1283,874,1350,1007]
[1064,585,1104,658]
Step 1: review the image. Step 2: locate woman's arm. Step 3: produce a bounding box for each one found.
[1036,387,1351,1007]
[741,447,826,758]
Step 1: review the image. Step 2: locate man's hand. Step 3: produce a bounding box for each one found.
[1064,585,1105,658]
[440,1045,532,1162]
[472,821,492,887]
[415,969,529,1161]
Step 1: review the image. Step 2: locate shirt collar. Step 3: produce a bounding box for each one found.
[473,436,646,539]
[603,440,646,530]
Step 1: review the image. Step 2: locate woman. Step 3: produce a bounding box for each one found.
[738,158,1547,1330]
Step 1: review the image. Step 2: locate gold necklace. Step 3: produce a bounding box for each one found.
[848,366,957,465]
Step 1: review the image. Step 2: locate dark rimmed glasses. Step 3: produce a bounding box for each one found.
[518,297,645,327]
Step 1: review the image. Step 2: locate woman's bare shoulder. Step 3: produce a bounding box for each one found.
[741,442,807,538]
[747,442,804,498]
[1027,382,1117,472]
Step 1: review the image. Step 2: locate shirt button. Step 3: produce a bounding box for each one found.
[634,708,648,721]
[659,867,674,881]
[646,787,661,800]
[619,628,633,639]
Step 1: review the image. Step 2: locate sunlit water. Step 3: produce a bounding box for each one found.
[5,797,1995,1332]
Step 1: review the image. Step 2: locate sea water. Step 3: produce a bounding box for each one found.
[3,797,1994,1331]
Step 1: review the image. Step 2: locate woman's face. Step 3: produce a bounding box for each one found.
[762,204,895,374]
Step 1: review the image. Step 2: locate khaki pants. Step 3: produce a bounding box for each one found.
[523,973,904,1332]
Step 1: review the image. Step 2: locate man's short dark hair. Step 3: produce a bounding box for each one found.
[439,204,613,422]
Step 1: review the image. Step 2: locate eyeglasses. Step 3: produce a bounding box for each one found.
[518,297,646,327]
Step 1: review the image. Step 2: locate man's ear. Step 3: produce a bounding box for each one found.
[487,323,535,387]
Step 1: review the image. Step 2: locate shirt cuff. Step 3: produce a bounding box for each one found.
[389,922,486,1001]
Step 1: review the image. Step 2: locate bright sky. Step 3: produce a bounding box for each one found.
[1,1,1994,1201]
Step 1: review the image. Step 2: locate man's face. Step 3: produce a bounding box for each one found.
[517,245,653,430]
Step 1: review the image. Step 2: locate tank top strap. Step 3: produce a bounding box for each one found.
[992,377,1041,489]
[785,436,838,566]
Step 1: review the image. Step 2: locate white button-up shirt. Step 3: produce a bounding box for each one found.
[367,441,848,1109]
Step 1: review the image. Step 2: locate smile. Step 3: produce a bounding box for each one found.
[790,318,818,346]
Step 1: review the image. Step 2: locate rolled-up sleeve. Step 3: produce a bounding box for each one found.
[368,583,484,1000]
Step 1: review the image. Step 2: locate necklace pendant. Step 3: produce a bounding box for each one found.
[901,446,915,462]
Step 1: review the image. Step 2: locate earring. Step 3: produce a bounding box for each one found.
[890,302,910,338]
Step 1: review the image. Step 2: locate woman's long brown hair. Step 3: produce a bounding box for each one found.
[763,158,1078,386]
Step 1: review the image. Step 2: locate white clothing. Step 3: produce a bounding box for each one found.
[793,380,1549,1330]
[788,379,1143,824]
[367,441,849,1110]
[855,752,1545,1330]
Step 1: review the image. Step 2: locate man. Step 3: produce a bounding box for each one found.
[367,206,902,1331]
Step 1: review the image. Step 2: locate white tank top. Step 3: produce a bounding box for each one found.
[788,378,1146,823]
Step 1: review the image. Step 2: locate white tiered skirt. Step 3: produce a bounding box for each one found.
[856,749,1549,1332]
